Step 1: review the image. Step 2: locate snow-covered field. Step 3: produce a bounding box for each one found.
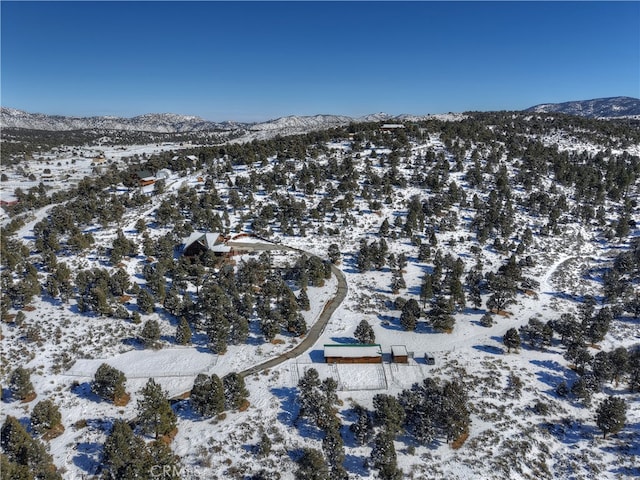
[1,118,639,479]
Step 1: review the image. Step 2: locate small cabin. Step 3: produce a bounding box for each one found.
[324,344,382,364]
[391,345,409,363]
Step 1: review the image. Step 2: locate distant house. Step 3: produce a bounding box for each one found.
[182,232,231,257]
[380,124,405,132]
[391,345,409,363]
[156,168,172,180]
[323,344,382,364]
[135,170,156,187]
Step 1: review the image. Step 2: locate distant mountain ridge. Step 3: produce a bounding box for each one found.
[3,97,637,135]
[0,107,453,135]
[0,108,239,133]
[525,96,640,117]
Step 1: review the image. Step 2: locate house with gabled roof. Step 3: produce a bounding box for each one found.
[182,232,231,257]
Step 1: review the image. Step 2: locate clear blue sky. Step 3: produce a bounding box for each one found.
[2,1,639,122]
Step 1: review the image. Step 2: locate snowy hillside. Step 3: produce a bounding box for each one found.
[1,112,639,480]
[525,96,640,118]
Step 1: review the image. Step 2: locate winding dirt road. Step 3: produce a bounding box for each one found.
[238,244,348,377]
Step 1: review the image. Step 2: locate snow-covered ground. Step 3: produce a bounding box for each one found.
[1,124,638,479]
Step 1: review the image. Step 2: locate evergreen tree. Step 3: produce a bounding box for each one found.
[608,346,629,386]
[480,312,494,327]
[353,319,376,344]
[1,416,61,480]
[400,309,417,331]
[190,374,224,417]
[30,400,63,437]
[136,378,177,440]
[428,295,455,332]
[297,368,322,424]
[519,318,553,350]
[486,274,517,313]
[148,440,181,479]
[373,394,405,436]
[322,423,346,480]
[503,328,521,353]
[141,319,161,348]
[327,244,341,265]
[257,433,272,457]
[349,404,373,446]
[297,287,311,311]
[222,372,249,410]
[441,380,470,443]
[175,317,192,345]
[295,448,329,480]
[9,367,35,401]
[370,431,402,480]
[92,363,127,403]
[595,395,627,438]
[102,419,150,479]
[137,288,155,314]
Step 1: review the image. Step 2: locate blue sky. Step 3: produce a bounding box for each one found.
[2,1,639,122]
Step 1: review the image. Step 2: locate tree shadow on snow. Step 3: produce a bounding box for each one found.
[172,399,204,422]
[329,337,358,345]
[72,441,103,476]
[269,387,298,428]
[472,344,504,355]
[378,314,403,331]
[344,454,370,477]
[541,418,600,445]
[71,382,103,403]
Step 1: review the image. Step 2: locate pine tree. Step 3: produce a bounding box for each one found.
[102,419,150,479]
[223,372,249,410]
[441,380,470,443]
[400,309,417,331]
[137,378,176,440]
[295,448,329,480]
[327,244,341,265]
[486,274,517,313]
[373,394,405,436]
[175,317,192,345]
[503,328,521,353]
[322,423,346,480]
[349,404,373,446]
[190,374,224,417]
[353,319,375,344]
[480,312,494,327]
[148,440,181,479]
[137,288,155,314]
[370,431,403,480]
[257,433,272,457]
[92,363,127,403]
[595,395,627,438]
[297,287,310,311]
[30,400,63,437]
[141,319,161,348]
[1,416,61,479]
[9,367,35,401]
[297,368,322,423]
